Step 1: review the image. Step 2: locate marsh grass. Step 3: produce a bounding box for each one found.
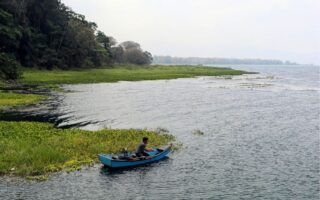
[21,65,247,85]
[0,121,174,179]
[0,92,47,107]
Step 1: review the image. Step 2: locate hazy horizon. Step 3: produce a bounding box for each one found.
[62,0,320,65]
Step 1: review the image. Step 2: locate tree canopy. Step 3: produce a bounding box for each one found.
[0,0,152,80]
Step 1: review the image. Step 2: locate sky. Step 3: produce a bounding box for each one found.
[62,0,320,64]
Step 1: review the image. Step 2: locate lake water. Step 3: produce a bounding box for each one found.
[1,65,319,199]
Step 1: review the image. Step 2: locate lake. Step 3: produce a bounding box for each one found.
[1,65,319,199]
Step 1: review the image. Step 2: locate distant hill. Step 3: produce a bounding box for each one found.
[153,56,297,65]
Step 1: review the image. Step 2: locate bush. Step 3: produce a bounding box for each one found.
[0,53,21,80]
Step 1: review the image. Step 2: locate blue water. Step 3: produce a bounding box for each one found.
[1,65,319,200]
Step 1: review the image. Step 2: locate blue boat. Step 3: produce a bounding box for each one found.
[98,145,172,168]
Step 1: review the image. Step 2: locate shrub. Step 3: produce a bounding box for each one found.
[0,52,21,80]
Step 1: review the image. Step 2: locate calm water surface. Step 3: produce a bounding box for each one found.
[1,65,319,199]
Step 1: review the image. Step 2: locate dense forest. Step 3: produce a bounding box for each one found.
[0,0,153,80]
[153,56,297,65]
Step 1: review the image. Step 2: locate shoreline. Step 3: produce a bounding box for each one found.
[0,65,249,180]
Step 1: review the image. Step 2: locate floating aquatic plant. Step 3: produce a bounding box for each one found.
[192,129,205,135]
[0,121,175,180]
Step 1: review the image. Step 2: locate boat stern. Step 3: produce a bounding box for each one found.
[98,154,113,167]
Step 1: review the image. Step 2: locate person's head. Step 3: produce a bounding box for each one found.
[142,137,149,144]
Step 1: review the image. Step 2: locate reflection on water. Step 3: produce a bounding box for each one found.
[1,65,319,200]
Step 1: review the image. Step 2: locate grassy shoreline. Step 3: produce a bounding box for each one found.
[0,121,173,180]
[0,65,247,180]
[21,65,247,85]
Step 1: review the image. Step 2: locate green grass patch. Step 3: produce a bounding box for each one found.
[21,65,247,85]
[0,121,174,179]
[0,92,47,107]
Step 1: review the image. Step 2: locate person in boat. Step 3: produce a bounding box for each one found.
[135,137,153,157]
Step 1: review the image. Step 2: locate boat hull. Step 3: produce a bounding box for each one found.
[98,146,171,168]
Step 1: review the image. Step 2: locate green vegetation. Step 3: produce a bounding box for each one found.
[0,121,174,179]
[0,65,247,179]
[0,0,152,80]
[21,65,247,85]
[0,80,7,88]
[0,92,46,107]
[192,129,205,136]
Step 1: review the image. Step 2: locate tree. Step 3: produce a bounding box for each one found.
[0,8,22,55]
[118,41,153,65]
[0,52,21,80]
[0,8,22,79]
[60,18,98,68]
[124,48,153,65]
[0,0,153,76]
[110,46,125,64]
[96,31,116,48]
[120,41,141,50]
[143,51,153,65]
[95,31,117,65]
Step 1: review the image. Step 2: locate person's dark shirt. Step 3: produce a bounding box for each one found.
[136,143,146,156]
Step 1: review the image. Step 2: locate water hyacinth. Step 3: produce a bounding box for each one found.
[0,121,174,179]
